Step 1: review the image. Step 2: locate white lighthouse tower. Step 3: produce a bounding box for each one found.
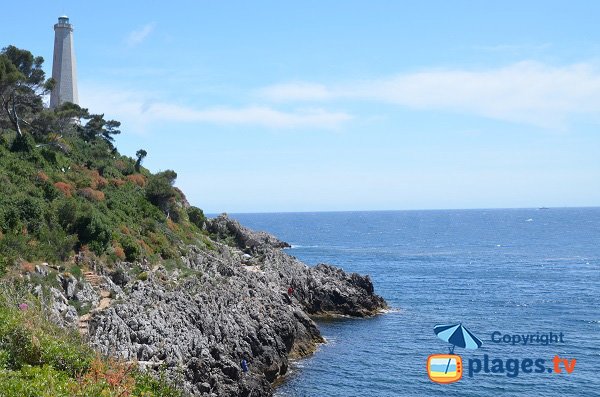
[50,16,79,108]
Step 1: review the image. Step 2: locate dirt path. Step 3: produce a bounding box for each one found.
[78,271,113,336]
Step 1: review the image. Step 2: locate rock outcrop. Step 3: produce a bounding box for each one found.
[46,215,386,396]
[205,214,291,252]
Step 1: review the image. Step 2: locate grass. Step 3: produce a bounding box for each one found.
[0,280,182,397]
[68,265,82,280]
[68,299,91,316]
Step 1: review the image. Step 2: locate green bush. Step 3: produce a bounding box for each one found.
[0,295,92,371]
[0,285,181,397]
[56,200,78,230]
[187,206,206,229]
[69,265,82,279]
[166,201,183,223]
[133,372,182,397]
[98,164,121,179]
[145,173,176,209]
[0,234,27,268]
[120,236,141,262]
[0,364,76,397]
[73,211,111,254]
[41,181,60,201]
[0,195,45,234]
[10,133,35,153]
[0,348,10,369]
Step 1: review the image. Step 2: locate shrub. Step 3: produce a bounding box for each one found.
[114,160,127,172]
[0,235,26,273]
[19,262,35,274]
[35,171,49,183]
[42,182,60,201]
[69,166,94,189]
[166,201,183,223]
[0,290,181,397]
[187,206,206,229]
[88,170,108,189]
[10,133,34,152]
[21,197,45,234]
[109,178,126,187]
[114,158,135,175]
[2,196,46,235]
[112,243,125,260]
[56,200,78,230]
[138,239,153,254]
[77,188,105,202]
[145,171,177,209]
[97,176,108,189]
[54,182,74,198]
[0,302,92,375]
[166,218,177,231]
[40,148,60,164]
[0,257,10,276]
[132,372,182,397]
[120,236,140,262]
[73,212,111,254]
[126,174,146,187]
[0,364,77,396]
[35,226,77,262]
[100,165,121,179]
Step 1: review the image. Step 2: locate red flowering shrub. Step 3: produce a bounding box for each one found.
[54,182,74,197]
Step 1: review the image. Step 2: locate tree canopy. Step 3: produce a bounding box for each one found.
[0,46,53,137]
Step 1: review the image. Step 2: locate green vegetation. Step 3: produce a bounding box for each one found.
[0,44,216,395]
[0,282,181,397]
[137,271,148,281]
[0,45,209,275]
[134,149,147,172]
[187,207,206,229]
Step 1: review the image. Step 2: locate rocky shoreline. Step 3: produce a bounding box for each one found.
[36,215,387,396]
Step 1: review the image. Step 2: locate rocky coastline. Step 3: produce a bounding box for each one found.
[36,215,387,396]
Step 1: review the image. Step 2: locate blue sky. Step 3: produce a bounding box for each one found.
[2,1,599,212]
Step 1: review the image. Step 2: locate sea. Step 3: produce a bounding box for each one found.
[229,208,599,397]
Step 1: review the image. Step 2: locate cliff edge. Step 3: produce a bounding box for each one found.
[76,215,387,396]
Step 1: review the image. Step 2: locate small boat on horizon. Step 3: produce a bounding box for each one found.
[538,207,550,210]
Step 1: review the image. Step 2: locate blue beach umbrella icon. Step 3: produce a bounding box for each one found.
[434,323,483,353]
[433,323,482,375]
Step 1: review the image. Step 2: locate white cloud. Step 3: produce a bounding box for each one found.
[147,103,350,128]
[81,61,600,132]
[79,83,351,132]
[259,61,600,128]
[125,23,156,47]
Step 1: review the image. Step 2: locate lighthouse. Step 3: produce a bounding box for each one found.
[49,16,79,108]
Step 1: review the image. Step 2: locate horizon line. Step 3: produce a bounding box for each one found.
[206,205,600,216]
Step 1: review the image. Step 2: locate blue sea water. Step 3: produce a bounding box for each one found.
[230,208,600,396]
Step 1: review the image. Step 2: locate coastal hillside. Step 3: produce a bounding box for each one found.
[0,45,206,272]
[0,45,386,396]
